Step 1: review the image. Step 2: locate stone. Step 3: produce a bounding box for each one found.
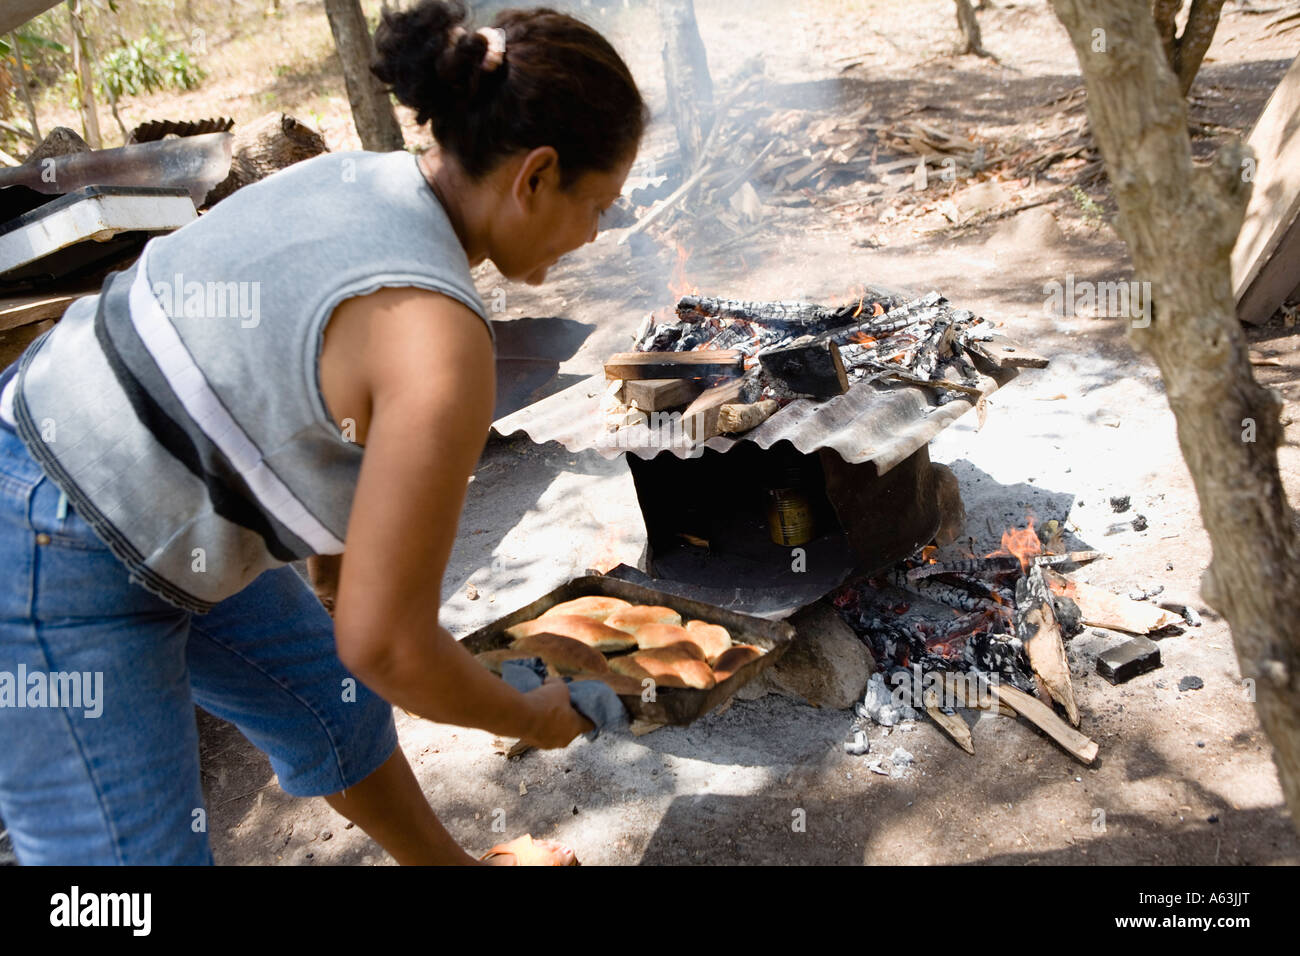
[1097,636,1162,684]
[762,600,876,709]
[1178,675,1204,692]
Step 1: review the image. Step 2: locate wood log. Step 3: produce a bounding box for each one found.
[966,334,1049,369]
[1042,569,1182,634]
[718,399,778,434]
[604,350,743,382]
[623,377,703,411]
[924,687,975,754]
[681,378,746,441]
[985,680,1098,765]
[758,340,850,398]
[203,113,326,206]
[1016,565,1080,726]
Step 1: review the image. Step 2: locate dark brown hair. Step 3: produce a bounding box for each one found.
[372,0,648,188]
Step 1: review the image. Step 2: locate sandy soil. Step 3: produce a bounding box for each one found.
[10,0,1300,866]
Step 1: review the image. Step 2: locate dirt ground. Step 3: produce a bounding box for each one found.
[11,0,1300,865]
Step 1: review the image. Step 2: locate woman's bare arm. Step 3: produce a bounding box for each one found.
[329,287,590,746]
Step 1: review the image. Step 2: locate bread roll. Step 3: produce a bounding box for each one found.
[538,596,631,623]
[684,620,733,664]
[505,614,637,652]
[605,605,683,634]
[633,623,706,660]
[570,672,646,696]
[711,644,764,682]
[509,634,609,674]
[609,647,716,690]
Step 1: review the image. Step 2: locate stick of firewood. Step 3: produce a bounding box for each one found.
[907,550,1103,581]
[923,688,975,754]
[1042,569,1182,634]
[1016,565,1080,727]
[982,680,1098,765]
[718,399,778,434]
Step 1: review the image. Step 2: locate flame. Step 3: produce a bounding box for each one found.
[848,332,876,346]
[668,243,698,300]
[852,291,865,318]
[987,517,1041,573]
[873,302,885,317]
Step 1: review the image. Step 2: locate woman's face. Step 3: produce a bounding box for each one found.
[492,150,635,285]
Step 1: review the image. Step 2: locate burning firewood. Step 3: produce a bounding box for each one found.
[906,550,1103,581]
[1015,565,1080,727]
[1042,570,1183,634]
[758,339,850,398]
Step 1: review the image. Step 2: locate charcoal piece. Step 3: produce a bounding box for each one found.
[1132,514,1149,531]
[1178,675,1204,692]
[1110,495,1130,513]
[1097,636,1162,684]
[646,322,684,351]
[1053,594,1084,639]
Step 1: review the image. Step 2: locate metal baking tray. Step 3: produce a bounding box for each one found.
[461,575,796,726]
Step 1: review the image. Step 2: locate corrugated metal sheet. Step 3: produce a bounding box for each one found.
[492,364,1019,476]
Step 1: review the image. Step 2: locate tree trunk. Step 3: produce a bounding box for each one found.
[1050,0,1300,831]
[1173,0,1226,96]
[659,0,714,170]
[65,0,101,149]
[1149,0,1226,96]
[954,0,988,55]
[9,32,42,142]
[322,0,404,152]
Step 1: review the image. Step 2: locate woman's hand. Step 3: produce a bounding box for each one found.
[520,679,596,749]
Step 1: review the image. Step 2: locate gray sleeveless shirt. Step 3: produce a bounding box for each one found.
[2,150,493,612]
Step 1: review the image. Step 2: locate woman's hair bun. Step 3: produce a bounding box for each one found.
[371,0,648,188]
[372,0,495,128]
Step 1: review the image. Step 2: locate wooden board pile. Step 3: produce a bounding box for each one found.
[603,288,1046,442]
[832,530,1192,764]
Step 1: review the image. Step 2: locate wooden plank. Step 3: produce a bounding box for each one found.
[966,334,1048,369]
[1043,569,1182,634]
[757,340,849,397]
[1016,565,1080,727]
[1237,207,1300,325]
[604,350,743,381]
[1232,53,1300,323]
[623,377,703,411]
[986,681,1099,765]
[0,290,84,334]
[681,378,746,441]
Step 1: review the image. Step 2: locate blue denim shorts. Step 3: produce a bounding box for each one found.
[0,416,397,864]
